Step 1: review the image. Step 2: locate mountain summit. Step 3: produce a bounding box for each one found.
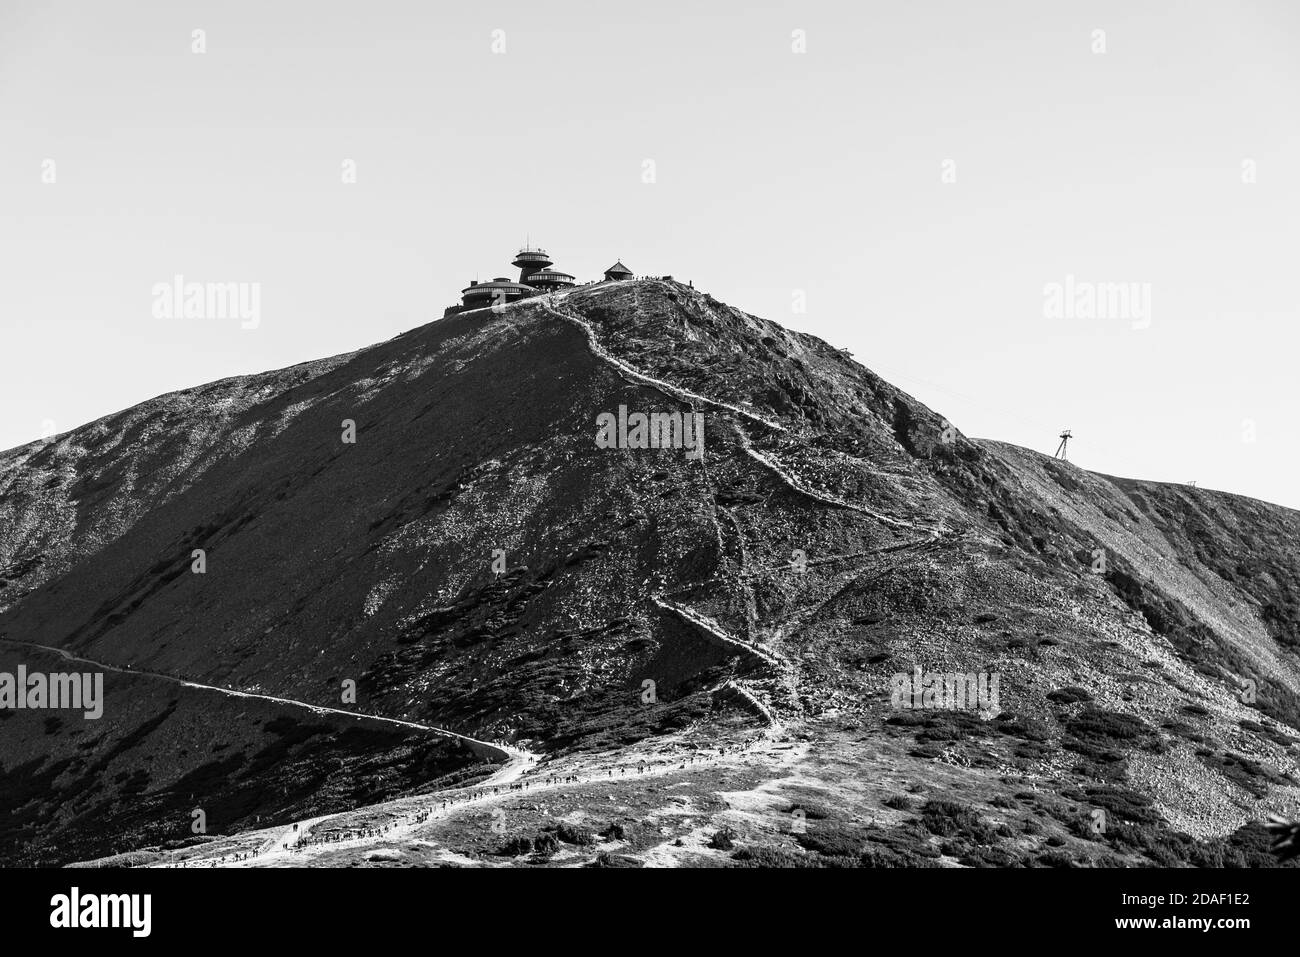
[3,278,1298,867]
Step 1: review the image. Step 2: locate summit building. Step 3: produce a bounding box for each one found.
[449,245,634,314]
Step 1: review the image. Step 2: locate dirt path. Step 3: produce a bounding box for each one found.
[538,292,948,539]
[539,295,789,433]
[226,725,783,867]
[0,634,527,764]
[0,637,531,868]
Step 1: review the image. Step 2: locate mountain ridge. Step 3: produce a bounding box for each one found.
[3,278,1298,867]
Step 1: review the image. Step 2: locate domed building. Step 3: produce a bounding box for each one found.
[459,277,536,311]
[511,246,553,285]
[527,268,577,292]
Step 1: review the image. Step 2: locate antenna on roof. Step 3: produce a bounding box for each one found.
[1053,430,1072,461]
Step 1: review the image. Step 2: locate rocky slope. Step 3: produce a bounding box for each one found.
[2,278,1297,867]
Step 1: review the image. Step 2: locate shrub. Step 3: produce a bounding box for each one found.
[885,712,930,727]
[708,827,738,851]
[795,823,863,858]
[1035,850,1075,868]
[959,846,1020,867]
[498,835,533,856]
[860,844,941,868]
[1062,707,1158,763]
[1161,719,1210,744]
[1047,687,1093,705]
[1066,707,1152,742]
[600,822,630,841]
[1239,719,1297,746]
[863,822,942,862]
[917,710,992,742]
[1197,750,1292,799]
[555,822,596,847]
[1083,785,1161,825]
[588,851,642,868]
[921,801,998,844]
[784,802,829,820]
[999,716,1053,742]
[732,846,824,868]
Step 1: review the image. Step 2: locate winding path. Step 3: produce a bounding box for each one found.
[6,284,954,867]
[539,292,948,538]
[0,638,531,768]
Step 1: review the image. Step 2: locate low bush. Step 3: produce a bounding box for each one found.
[555,822,597,847]
[498,835,533,856]
[921,801,998,844]
[1062,707,1159,765]
[1035,850,1076,868]
[1083,785,1160,825]
[732,846,824,868]
[707,827,738,851]
[1047,687,1093,705]
[588,851,642,868]
[1197,750,1291,799]
[600,822,631,841]
[795,823,863,858]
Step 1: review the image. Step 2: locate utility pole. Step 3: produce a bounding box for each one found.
[1054,430,1072,461]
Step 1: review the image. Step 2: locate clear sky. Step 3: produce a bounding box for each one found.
[3,0,1297,508]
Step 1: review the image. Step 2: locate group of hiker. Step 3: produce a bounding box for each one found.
[287,820,397,851]
[163,737,756,867]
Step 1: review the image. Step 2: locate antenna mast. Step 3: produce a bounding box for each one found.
[1054,430,1072,461]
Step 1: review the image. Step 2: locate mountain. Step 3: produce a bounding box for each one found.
[2,278,1297,868]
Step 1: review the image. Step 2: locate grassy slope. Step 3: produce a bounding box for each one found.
[2,279,1297,867]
